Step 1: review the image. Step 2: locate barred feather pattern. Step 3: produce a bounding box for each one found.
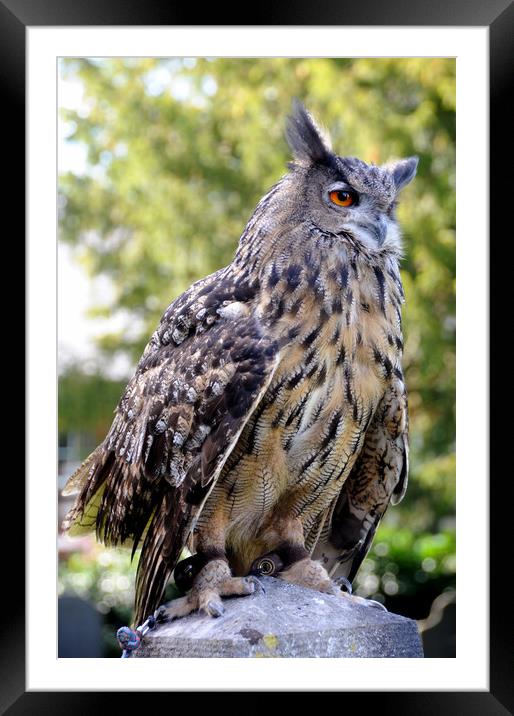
[62,265,281,624]
[311,376,408,580]
[62,103,415,626]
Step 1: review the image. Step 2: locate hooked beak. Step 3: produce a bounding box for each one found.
[344,218,387,248]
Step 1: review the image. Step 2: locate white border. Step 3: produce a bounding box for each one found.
[27,27,488,691]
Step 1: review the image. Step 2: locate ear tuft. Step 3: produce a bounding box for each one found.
[391,156,419,192]
[285,100,332,165]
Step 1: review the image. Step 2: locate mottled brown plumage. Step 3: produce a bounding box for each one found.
[62,103,417,626]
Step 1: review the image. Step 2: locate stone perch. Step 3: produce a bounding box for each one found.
[134,577,423,658]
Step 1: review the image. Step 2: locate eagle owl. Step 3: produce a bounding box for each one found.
[62,103,417,626]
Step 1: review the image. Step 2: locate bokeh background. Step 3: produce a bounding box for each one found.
[57,57,456,657]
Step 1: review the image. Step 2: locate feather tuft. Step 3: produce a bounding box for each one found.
[285,99,333,165]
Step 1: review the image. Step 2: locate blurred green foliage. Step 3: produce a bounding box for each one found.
[58,366,126,440]
[58,58,455,627]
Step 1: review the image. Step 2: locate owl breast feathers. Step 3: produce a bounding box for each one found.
[62,102,417,626]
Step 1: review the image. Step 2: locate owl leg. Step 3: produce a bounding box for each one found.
[155,557,262,622]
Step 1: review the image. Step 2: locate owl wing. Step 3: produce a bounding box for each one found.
[62,266,281,625]
[311,375,408,585]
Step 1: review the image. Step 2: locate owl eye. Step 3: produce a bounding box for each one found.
[329,189,357,207]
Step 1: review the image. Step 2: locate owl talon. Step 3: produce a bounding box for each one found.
[246,575,266,594]
[334,576,353,594]
[154,604,170,623]
[204,599,225,618]
[153,594,197,621]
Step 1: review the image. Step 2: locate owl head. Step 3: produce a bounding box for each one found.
[282,101,418,254]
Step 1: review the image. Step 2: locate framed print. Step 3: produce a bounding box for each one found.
[5,0,511,710]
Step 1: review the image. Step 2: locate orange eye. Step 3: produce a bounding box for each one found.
[329,189,356,207]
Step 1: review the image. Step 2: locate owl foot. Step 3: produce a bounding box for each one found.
[154,559,262,622]
[279,557,387,611]
[334,575,353,594]
[279,556,338,592]
[328,576,387,610]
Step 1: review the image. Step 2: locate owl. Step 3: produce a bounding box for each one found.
[62,102,417,627]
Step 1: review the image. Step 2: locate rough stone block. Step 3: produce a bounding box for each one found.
[134,576,423,658]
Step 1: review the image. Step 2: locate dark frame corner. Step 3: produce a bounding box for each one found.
[7,0,511,712]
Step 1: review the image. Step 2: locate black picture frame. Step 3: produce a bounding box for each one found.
[7,0,510,712]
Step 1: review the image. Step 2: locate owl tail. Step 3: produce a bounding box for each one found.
[62,449,189,627]
[133,490,188,627]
